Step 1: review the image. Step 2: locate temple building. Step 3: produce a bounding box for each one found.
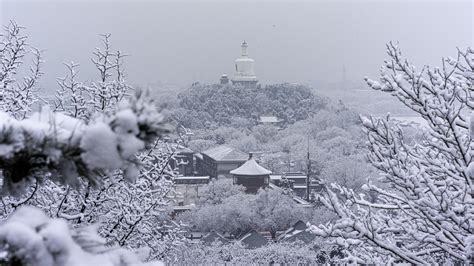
[195,145,248,179]
[231,41,258,88]
[220,74,229,85]
[230,158,272,193]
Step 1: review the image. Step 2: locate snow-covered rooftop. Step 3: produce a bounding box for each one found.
[230,159,272,176]
[200,231,229,245]
[202,145,248,161]
[239,230,268,249]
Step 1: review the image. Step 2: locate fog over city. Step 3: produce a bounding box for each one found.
[2,0,472,91]
[0,1,473,265]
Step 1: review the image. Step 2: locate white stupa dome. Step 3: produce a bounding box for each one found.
[232,41,258,83]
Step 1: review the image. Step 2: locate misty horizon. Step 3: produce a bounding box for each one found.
[2,0,472,93]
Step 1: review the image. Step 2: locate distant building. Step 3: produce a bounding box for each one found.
[196,145,248,178]
[220,74,229,85]
[269,174,282,185]
[238,229,268,249]
[284,172,308,198]
[269,173,306,190]
[269,172,320,199]
[170,146,195,176]
[200,231,229,245]
[231,41,258,88]
[230,158,272,193]
[277,220,316,244]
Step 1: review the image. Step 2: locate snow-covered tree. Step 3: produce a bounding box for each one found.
[0,22,181,265]
[54,34,131,119]
[0,35,180,266]
[253,188,309,239]
[54,62,89,119]
[89,34,131,114]
[0,90,167,196]
[179,187,309,238]
[5,133,186,263]
[0,21,43,119]
[312,43,474,264]
[97,141,186,260]
[196,178,245,205]
[168,240,337,265]
[0,206,163,266]
[49,34,185,259]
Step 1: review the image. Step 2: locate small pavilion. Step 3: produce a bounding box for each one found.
[230,158,272,193]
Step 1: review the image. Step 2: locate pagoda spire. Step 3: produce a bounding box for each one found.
[241,40,248,57]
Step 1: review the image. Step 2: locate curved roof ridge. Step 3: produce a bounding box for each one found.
[230,159,272,176]
[202,145,248,161]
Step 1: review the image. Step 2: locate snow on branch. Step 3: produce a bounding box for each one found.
[313,43,474,264]
[0,90,169,196]
[0,206,164,266]
[54,34,132,120]
[0,21,44,120]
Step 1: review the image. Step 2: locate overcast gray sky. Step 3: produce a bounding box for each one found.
[1,0,472,93]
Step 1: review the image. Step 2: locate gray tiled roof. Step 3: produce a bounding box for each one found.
[239,230,268,249]
[278,220,316,244]
[230,159,272,176]
[201,231,229,245]
[202,145,248,161]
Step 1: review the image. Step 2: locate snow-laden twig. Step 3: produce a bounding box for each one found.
[0,90,168,196]
[313,43,474,264]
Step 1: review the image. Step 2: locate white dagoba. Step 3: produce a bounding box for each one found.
[231,41,258,88]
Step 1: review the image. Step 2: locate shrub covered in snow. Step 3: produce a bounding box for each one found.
[166,240,340,265]
[0,206,164,266]
[0,21,43,120]
[0,90,168,196]
[0,21,178,265]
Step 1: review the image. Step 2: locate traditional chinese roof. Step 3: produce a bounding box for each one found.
[277,220,316,244]
[230,159,272,176]
[292,220,307,231]
[202,145,248,162]
[200,231,229,245]
[283,229,316,244]
[239,230,268,249]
